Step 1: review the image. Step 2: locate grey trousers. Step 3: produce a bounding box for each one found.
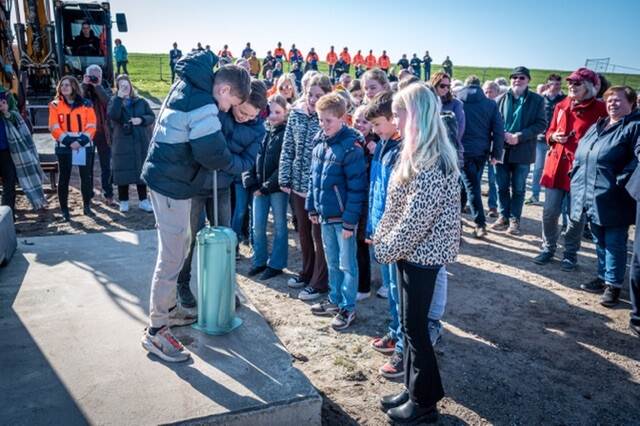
[542,188,585,261]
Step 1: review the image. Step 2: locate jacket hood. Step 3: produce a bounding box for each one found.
[457,85,485,103]
[596,108,640,131]
[175,51,218,92]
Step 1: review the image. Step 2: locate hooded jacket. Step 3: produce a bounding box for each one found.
[458,84,505,160]
[141,51,231,200]
[242,123,286,194]
[366,135,401,238]
[306,126,367,230]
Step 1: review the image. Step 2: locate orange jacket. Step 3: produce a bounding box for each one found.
[306,52,319,63]
[288,49,302,62]
[218,49,233,58]
[365,54,377,69]
[378,55,391,69]
[353,53,365,66]
[326,51,338,65]
[340,51,351,64]
[274,47,286,59]
[49,97,97,147]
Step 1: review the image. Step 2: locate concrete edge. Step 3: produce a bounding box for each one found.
[168,394,323,426]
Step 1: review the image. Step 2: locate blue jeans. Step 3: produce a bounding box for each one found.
[252,192,289,270]
[231,183,251,242]
[590,224,629,288]
[393,265,447,354]
[461,156,487,227]
[531,142,548,200]
[321,222,358,312]
[486,162,498,209]
[496,163,530,221]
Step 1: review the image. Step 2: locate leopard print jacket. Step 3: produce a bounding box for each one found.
[373,163,461,266]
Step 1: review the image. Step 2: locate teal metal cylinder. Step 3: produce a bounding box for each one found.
[192,225,243,335]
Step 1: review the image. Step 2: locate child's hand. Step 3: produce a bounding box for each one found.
[130,117,142,125]
[342,229,353,239]
[254,190,262,196]
[309,215,319,224]
[364,238,373,245]
[70,141,81,150]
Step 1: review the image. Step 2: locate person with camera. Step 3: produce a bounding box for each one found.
[108,75,155,213]
[82,64,115,205]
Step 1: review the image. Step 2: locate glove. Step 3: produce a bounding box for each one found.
[60,135,75,147]
[78,134,91,146]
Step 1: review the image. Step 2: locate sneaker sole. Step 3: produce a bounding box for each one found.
[532,258,552,265]
[311,309,339,317]
[168,317,197,327]
[288,282,306,289]
[580,286,604,294]
[141,338,190,363]
[332,316,355,331]
[371,345,396,355]
[378,367,404,379]
[299,292,325,301]
[600,300,619,308]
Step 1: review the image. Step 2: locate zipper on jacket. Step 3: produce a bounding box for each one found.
[333,185,345,212]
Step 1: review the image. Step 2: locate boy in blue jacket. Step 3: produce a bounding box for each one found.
[307,93,367,330]
[140,51,251,363]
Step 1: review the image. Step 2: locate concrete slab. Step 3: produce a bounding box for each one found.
[0,230,321,426]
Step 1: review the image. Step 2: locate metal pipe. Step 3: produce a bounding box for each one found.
[12,0,21,24]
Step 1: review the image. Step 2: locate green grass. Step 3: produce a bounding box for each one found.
[126,53,640,101]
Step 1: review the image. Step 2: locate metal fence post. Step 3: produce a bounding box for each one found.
[159,57,163,81]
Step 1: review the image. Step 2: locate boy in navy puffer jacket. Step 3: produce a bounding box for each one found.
[306,93,367,331]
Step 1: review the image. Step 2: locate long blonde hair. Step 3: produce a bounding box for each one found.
[392,84,459,183]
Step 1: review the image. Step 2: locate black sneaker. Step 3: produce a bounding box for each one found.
[580,278,605,294]
[83,206,94,216]
[583,225,594,241]
[260,267,282,280]
[287,275,307,289]
[600,286,621,307]
[630,322,640,338]
[298,286,326,301]
[533,251,554,265]
[247,265,267,277]
[61,209,70,222]
[560,257,577,271]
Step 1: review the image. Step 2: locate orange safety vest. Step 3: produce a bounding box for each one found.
[365,54,377,69]
[326,51,338,65]
[274,47,286,59]
[48,97,97,143]
[353,53,365,66]
[378,55,391,69]
[306,52,319,62]
[340,51,351,64]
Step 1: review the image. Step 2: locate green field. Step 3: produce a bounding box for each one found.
[126,53,640,101]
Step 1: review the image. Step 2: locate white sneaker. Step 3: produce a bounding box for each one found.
[376,286,389,299]
[356,291,371,302]
[139,198,153,212]
[141,326,191,362]
[119,201,129,212]
[168,304,198,327]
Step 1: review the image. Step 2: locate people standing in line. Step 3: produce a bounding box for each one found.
[140,52,251,363]
[82,64,114,206]
[326,46,338,80]
[169,42,182,83]
[491,66,546,235]
[365,50,377,70]
[48,76,97,221]
[570,86,639,307]
[279,74,333,300]
[482,80,502,217]
[458,75,505,238]
[218,44,234,61]
[305,48,319,72]
[273,42,286,63]
[410,54,422,79]
[241,42,253,59]
[107,74,155,213]
[205,45,217,65]
[113,38,128,76]
[533,69,606,269]
[340,47,352,75]
[526,73,566,205]
[442,55,453,77]
[353,50,365,70]
[423,51,432,81]
[262,50,275,77]
[375,83,460,424]
[248,51,261,78]
[307,93,367,330]
[243,94,290,281]
[288,44,303,69]
[378,50,391,74]
[397,54,410,71]
[272,61,283,80]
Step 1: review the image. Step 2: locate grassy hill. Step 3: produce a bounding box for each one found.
[126,53,640,101]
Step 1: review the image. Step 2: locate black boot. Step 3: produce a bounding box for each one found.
[83,205,94,216]
[386,400,438,424]
[61,208,71,222]
[379,390,409,412]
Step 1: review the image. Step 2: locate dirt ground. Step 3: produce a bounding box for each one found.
[9,174,640,425]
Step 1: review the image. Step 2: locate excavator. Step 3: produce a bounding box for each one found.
[0,0,127,131]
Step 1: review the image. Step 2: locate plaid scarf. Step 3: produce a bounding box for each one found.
[3,111,46,210]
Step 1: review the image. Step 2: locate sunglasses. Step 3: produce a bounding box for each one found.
[511,75,528,81]
[438,83,451,89]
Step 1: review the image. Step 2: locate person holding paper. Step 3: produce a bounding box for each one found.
[48,76,97,222]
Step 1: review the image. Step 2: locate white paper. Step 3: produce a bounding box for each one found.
[72,147,86,166]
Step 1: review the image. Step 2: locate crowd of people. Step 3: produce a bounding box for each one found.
[1,41,639,425]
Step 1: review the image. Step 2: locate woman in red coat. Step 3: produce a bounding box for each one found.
[533,68,607,268]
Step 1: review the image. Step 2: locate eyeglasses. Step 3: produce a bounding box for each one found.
[511,75,527,81]
[438,83,451,89]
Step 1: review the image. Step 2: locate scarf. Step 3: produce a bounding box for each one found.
[4,111,46,210]
[504,90,526,133]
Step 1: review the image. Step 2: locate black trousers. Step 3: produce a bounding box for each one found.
[0,149,17,212]
[630,205,640,326]
[356,239,371,293]
[57,149,94,210]
[397,260,445,407]
[118,184,147,201]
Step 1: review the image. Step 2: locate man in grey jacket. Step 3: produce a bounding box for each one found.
[491,66,546,235]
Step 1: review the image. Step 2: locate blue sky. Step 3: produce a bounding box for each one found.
[104,0,639,71]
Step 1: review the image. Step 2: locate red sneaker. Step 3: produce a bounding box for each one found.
[371,333,396,354]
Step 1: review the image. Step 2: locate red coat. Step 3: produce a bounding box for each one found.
[540,97,607,191]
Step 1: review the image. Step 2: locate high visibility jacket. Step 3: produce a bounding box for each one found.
[340,51,351,64]
[378,55,391,69]
[353,53,365,66]
[48,97,97,152]
[306,52,319,63]
[274,47,286,59]
[326,51,338,65]
[365,54,377,69]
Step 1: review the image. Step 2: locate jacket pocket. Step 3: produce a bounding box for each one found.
[333,185,345,212]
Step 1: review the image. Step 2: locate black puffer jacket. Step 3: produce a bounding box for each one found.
[242,123,286,194]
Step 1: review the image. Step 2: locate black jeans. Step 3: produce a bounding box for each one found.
[118,184,147,202]
[91,143,113,199]
[57,149,94,210]
[357,239,371,293]
[397,260,445,407]
[630,205,640,326]
[0,149,17,212]
[461,156,487,227]
[116,61,129,75]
